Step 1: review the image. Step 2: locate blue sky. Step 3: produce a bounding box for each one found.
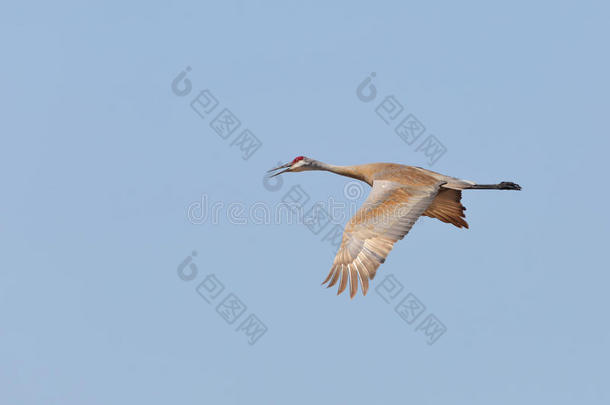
[1,1,609,404]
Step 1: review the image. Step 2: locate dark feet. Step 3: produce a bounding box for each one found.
[470,182,522,190]
[498,182,521,190]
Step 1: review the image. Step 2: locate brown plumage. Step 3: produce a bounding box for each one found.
[268,156,521,298]
[423,188,468,229]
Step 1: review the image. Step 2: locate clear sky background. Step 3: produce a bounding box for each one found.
[1,1,609,404]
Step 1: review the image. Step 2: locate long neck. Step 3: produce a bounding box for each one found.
[315,161,370,185]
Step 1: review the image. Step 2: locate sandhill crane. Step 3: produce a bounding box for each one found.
[268,156,521,299]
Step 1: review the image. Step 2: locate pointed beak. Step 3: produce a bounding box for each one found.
[267,162,292,177]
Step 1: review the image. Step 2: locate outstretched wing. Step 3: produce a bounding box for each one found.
[323,180,445,298]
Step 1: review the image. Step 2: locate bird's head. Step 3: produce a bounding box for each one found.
[267,156,318,177]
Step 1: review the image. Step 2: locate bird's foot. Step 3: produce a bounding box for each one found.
[498,181,521,190]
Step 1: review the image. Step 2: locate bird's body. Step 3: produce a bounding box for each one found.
[318,162,475,188]
[268,156,521,298]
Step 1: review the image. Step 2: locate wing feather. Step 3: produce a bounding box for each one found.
[422,188,468,228]
[354,258,370,295]
[337,265,348,295]
[323,180,445,298]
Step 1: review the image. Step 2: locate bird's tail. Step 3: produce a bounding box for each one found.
[469,181,521,190]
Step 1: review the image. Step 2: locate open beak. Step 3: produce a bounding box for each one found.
[267,162,292,177]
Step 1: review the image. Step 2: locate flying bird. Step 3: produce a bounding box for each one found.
[268,156,521,298]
